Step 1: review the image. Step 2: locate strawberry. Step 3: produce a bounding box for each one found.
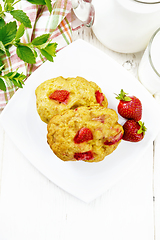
[115,89,142,121]
[49,90,69,103]
[95,90,104,105]
[74,127,93,144]
[74,151,94,161]
[122,120,147,142]
[104,130,123,145]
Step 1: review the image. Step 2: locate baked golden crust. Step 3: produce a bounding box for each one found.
[47,105,123,162]
[35,76,108,123]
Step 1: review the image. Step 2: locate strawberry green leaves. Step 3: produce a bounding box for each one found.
[137,121,147,135]
[115,89,132,102]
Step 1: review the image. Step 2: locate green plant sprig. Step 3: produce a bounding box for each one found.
[27,0,52,13]
[0,0,52,22]
[0,0,32,28]
[0,0,57,92]
[0,65,26,91]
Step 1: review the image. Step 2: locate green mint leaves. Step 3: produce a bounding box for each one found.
[16,45,36,64]
[1,0,53,23]
[44,0,52,13]
[1,0,32,28]
[31,33,50,46]
[31,34,58,62]
[27,0,46,4]
[0,68,26,91]
[27,0,52,13]
[10,10,32,28]
[0,20,57,65]
[0,22,58,91]
[15,33,58,64]
[0,0,58,92]
[15,22,25,39]
[0,21,17,45]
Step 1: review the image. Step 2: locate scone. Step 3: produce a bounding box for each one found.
[35,76,108,123]
[47,105,123,162]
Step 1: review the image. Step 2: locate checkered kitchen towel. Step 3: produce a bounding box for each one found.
[0,0,81,109]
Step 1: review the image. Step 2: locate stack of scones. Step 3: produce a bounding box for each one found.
[35,76,123,162]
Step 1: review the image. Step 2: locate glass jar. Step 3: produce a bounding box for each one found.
[138,28,160,95]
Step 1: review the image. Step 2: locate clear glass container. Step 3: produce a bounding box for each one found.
[133,0,160,3]
[138,28,160,95]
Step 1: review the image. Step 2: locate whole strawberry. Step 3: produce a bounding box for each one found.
[123,120,147,142]
[115,89,142,121]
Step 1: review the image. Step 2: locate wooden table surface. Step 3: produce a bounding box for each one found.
[0,25,160,240]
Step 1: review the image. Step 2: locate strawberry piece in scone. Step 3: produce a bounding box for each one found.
[74,151,94,160]
[104,130,123,145]
[35,76,108,124]
[49,90,70,103]
[74,127,93,144]
[95,90,104,105]
[47,105,123,162]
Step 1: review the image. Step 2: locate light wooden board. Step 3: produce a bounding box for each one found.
[0,26,156,240]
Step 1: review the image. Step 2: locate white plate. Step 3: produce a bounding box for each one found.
[1,39,160,203]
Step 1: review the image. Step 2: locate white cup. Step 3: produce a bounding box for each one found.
[138,28,160,95]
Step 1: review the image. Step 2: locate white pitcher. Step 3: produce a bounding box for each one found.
[72,0,160,53]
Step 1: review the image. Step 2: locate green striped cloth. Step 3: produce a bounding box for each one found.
[0,0,81,108]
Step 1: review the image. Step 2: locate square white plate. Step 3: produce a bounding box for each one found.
[1,39,160,203]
